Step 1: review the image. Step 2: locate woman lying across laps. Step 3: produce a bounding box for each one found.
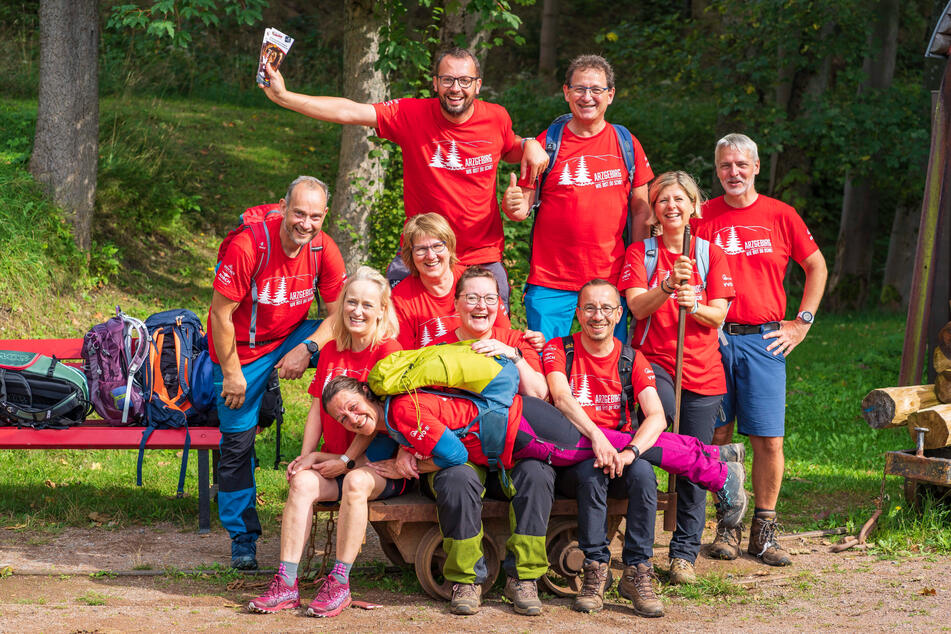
[248,266,407,618]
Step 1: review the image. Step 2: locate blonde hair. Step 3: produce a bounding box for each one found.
[400,213,459,276]
[647,171,706,233]
[330,266,399,350]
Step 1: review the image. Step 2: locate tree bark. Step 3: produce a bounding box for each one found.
[538,0,558,87]
[439,0,489,67]
[826,0,899,311]
[908,403,951,449]
[880,195,920,309]
[29,0,98,251]
[936,371,951,404]
[328,0,388,272]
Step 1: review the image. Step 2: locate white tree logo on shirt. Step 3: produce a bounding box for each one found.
[712,225,773,256]
[573,374,594,406]
[427,139,493,174]
[553,154,624,189]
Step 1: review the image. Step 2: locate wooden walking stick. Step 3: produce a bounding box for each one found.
[663,223,691,532]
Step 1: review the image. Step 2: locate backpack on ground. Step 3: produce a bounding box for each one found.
[560,335,638,431]
[216,203,324,349]
[531,113,639,245]
[81,308,149,425]
[0,350,91,428]
[630,235,712,346]
[367,341,520,475]
[137,309,216,496]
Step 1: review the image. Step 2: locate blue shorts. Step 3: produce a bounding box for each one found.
[717,330,786,437]
[213,319,320,433]
[524,283,628,342]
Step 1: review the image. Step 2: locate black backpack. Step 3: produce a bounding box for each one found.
[0,350,91,429]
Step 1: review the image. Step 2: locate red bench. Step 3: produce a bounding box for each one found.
[0,338,221,533]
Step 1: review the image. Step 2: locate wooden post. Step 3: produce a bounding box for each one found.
[862,385,939,429]
[908,403,951,448]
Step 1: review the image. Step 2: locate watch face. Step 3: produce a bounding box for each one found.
[799,311,814,323]
[306,341,319,353]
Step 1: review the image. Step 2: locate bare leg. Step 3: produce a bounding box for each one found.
[749,435,784,509]
[335,467,389,563]
[712,420,735,446]
[280,470,340,564]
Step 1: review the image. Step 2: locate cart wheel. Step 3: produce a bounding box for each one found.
[413,525,499,601]
[541,518,611,598]
[378,533,407,567]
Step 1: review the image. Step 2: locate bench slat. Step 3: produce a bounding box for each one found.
[0,426,221,449]
[0,338,85,360]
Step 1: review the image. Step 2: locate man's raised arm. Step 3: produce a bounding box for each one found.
[260,64,378,128]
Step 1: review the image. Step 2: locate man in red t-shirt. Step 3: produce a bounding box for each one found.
[502,55,654,340]
[259,47,549,307]
[541,279,666,618]
[207,176,346,570]
[692,133,827,567]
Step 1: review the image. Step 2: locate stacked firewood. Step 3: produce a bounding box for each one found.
[862,321,951,448]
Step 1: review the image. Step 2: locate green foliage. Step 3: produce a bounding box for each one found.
[367,141,406,273]
[106,0,266,49]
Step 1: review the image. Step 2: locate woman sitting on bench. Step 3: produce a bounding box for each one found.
[249,266,408,618]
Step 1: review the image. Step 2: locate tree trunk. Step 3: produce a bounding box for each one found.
[538,0,558,88]
[826,0,899,311]
[880,195,920,309]
[329,0,388,272]
[29,0,98,251]
[861,385,940,429]
[439,0,490,67]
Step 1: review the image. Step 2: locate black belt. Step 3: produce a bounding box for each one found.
[724,321,781,335]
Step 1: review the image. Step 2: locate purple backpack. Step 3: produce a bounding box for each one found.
[81,309,149,424]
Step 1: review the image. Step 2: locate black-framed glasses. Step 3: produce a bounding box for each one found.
[462,293,500,307]
[580,303,620,316]
[436,75,478,89]
[568,84,609,97]
[412,241,447,257]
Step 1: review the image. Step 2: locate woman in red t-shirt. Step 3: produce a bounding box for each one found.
[250,266,408,617]
[617,171,735,584]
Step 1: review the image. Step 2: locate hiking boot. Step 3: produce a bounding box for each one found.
[707,520,743,560]
[504,576,542,616]
[306,575,352,617]
[714,461,748,528]
[573,560,611,613]
[718,442,746,464]
[667,558,697,585]
[230,534,258,570]
[748,511,792,566]
[247,574,300,613]
[618,563,664,618]
[449,582,481,615]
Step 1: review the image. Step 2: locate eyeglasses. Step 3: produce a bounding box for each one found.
[412,241,447,257]
[580,304,620,316]
[436,75,478,89]
[462,293,499,306]
[567,84,609,97]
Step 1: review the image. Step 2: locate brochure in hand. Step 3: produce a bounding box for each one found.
[256,27,294,87]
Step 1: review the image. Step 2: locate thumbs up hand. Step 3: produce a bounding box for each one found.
[502,172,529,220]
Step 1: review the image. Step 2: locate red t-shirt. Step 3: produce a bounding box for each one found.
[527,124,653,289]
[306,338,402,454]
[387,391,521,468]
[392,264,511,349]
[542,333,655,432]
[429,326,543,374]
[208,216,346,364]
[373,98,520,265]
[617,239,734,394]
[693,195,819,324]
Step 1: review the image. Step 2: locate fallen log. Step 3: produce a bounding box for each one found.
[862,385,938,429]
[937,371,951,404]
[908,403,951,448]
[936,346,951,374]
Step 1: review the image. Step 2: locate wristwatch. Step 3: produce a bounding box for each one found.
[303,339,319,354]
[796,311,815,325]
[339,454,356,470]
[506,347,523,362]
[620,444,641,461]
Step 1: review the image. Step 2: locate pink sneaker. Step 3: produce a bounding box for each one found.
[247,575,300,613]
[306,575,352,617]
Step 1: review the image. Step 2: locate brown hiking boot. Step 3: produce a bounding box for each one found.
[504,576,542,616]
[707,506,743,560]
[667,557,697,585]
[449,582,481,615]
[618,563,664,618]
[748,511,792,566]
[572,560,611,613]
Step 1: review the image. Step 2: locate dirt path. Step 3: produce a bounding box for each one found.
[1,521,948,632]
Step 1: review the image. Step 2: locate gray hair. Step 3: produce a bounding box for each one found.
[564,54,615,89]
[715,133,759,164]
[284,175,330,205]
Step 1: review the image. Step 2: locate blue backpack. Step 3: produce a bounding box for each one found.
[631,236,711,346]
[532,113,639,245]
[136,309,216,496]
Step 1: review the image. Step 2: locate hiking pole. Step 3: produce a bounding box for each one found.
[663,223,691,532]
